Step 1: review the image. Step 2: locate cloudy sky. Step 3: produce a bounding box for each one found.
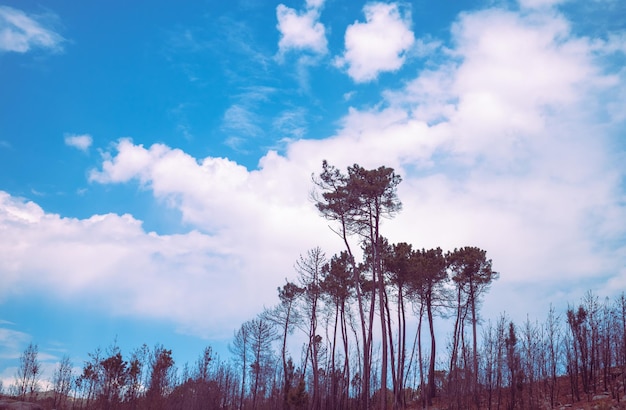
[1,0,625,385]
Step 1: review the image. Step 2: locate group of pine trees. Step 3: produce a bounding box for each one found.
[5,162,626,409]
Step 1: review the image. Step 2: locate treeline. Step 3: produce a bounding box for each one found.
[5,162,626,409]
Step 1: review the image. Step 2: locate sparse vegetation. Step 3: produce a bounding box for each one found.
[4,163,626,410]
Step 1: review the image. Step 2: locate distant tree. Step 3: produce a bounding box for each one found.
[244,317,278,410]
[383,241,411,409]
[193,346,220,409]
[146,345,175,410]
[566,305,587,402]
[195,346,214,382]
[614,293,626,400]
[480,314,507,410]
[231,323,250,410]
[544,305,562,409]
[99,345,128,410]
[520,316,540,409]
[264,281,303,409]
[52,354,73,410]
[125,344,148,408]
[14,342,40,402]
[505,321,519,410]
[296,247,326,410]
[79,348,102,409]
[320,251,354,410]
[410,247,448,406]
[582,291,600,395]
[447,246,499,399]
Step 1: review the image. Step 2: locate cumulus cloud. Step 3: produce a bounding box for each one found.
[0,189,329,337]
[276,0,327,59]
[335,2,415,83]
[64,134,93,152]
[0,6,64,53]
[2,4,625,338]
[91,6,624,323]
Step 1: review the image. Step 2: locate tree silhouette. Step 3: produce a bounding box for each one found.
[244,317,278,410]
[314,161,401,410]
[15,342,40,402]
[100,348,127,410]
[231,323,250,410]
[320,251,355,409]
[52,354,73,410]
[264,280,303,409]
[447,246,499,400]
[146,345,175,410]
[295,247,326,410]
[410,247,448,406]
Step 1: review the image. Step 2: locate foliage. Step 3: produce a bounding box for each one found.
[6,162,626,410]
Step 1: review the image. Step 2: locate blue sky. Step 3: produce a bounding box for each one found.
[1,0,625,387]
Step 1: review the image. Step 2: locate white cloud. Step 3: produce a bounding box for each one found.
[64,134,93,152]
[0,6,64,53]
[335,2,415,83]
[272,107,308,139]
[0,327,31,360]
[220,86,278,149]
[222,105,264,140]
[518,0,567,9]
[0,189,326,338]
[276,0,327,58]
[414,36,442,58]
[3,4,626,339]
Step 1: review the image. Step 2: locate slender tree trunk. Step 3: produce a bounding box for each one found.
[384,285,397,409]
[341,302,350,410]
[282,305,291,410]
[450,286,463,381]
[340,215,371,410]
[372,211,388,410]
[330,302,339,410]
[427,295,437,405]
[310,300,320,410]
[417,305,425,409]
[379,272,388,410]
[395,285,406,409]
[471,285,479,406]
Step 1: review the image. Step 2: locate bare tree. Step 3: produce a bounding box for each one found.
[520,316,540,409]
[505,322,519,410]
[14,342,40,402]
[566,305,587,402]
[544,305,561,408]
[244,317,278,410]
[296,247,326,410]
[78,348,102,409]
[480,314,507,410]
[231,323,250,410]
[264,281,304,409]
[52,354,73,410]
